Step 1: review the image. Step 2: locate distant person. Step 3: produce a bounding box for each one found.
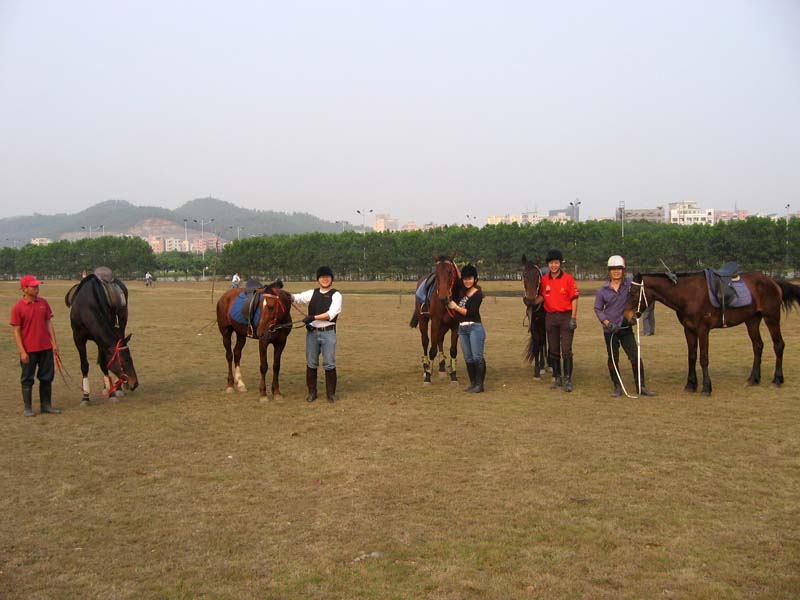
[291,266,342,402]
[144,271,153,287]
[641,303,656,336]
[447,264,486,393]
[594,255,656,397]
[231,272,241,288]
[539,249,579,392]
[9,275,61,416]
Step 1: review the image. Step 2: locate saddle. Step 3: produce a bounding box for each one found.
[240,283,264,336]
[416,273,437,314]
[705,262,741,328]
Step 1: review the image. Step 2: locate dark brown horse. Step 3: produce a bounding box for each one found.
[624,271,800,395]
[410,256,462,384]
[216,280,293,401]
[65,269,139,405]
[521,255,548,379]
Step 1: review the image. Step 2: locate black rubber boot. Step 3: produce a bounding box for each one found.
[563,357,574,392]
[22,386,35,417]
[306,367,318,402]
[550,358,562,389]
[464,361,478,392]
[40,382,61,414]
[325,368,337,402]
[472,359,485,393]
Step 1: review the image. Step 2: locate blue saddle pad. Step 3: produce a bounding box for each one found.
[704,270,753,308]
[415,274,436,305]
[230,291,261,326]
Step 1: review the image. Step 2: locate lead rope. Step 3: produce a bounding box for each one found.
[611,280,649,398]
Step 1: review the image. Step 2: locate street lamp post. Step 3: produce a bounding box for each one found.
[183,219,189,246]
[786,204,791,275]
[356,209,373,234]
[466,214,478,226]
[335,220,347,232]
[229,225,245,240]
[569,199,582,223]
[619,201,625,245]
[193,218,215,258]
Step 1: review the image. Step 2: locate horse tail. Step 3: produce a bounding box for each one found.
[524,332,536,364]
[776,278,800,312]
[409,311,419,328]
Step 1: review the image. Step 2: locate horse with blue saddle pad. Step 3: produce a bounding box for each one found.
[215,279,294,402]
[625,266,800,395]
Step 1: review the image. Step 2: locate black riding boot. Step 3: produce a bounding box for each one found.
[464,361,478,392]
[306,367,318,403]
[608,362,622,397]
[563,357,574,392]
[633,366,657,396]
[472,359,485,393]
[40,381,61,414]
[325,368,337,402]
[22,386,35,417]
[550,358,562,389]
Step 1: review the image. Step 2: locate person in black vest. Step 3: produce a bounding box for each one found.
[291,266,343,402]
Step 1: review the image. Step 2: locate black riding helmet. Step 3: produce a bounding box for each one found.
[545,249,564,263]
[316,265,334,280]
[461,264,478,280]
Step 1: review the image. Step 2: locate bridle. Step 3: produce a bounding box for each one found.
[105,338,130,395]
[435,258,460,316]
[631,276,649,318]
[522,263,543,327]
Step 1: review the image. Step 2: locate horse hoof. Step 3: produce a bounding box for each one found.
[450,380,459,385]
[272,394,282,401]
[259,396,270,403]
[80,399,90,407]
[225,387,234,394]
[237,386,247,393]
[683,387,697,393]
[423,381,431,386]
[700,390,711,396]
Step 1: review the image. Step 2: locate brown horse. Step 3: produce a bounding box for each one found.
[521,255,548,379]
[624,271,800,395]
[216,280,294,401]
[410,256,462,384]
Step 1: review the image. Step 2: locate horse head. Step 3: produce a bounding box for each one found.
[521,254,543,308]
[624,272,646,324]
[433,255,459,304]
[108,333,139,391]
[256,287,290,340]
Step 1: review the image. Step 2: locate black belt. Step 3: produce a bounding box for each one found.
[308,324,336,332]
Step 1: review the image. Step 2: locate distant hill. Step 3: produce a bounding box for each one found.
[0,198,351,246]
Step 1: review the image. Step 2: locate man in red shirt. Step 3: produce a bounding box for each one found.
[538,249,579,392]
[10,275,61,416]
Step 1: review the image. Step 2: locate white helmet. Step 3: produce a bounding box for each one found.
[607,255,626,269]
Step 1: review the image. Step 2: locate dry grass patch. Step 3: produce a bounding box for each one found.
[1,280,798,599]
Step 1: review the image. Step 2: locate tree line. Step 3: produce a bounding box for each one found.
[1,218,797,281]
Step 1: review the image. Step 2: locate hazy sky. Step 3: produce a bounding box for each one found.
[1,1,798,226]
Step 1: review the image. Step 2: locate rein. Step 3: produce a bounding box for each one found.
[435,259,460,318]
[105,339,130,395]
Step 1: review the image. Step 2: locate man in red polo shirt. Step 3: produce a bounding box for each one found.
[538,249,579,392]
[10,275,61,416]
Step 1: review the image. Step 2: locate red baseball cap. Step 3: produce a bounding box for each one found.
[20,275,42,288]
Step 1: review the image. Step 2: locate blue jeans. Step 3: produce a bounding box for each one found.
[458,323,486,363]
[306,329,337,370]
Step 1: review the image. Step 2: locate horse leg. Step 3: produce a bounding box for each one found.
[233,332,248,392]
[745,314,764,385]
[449,326,459,383]
[222,328,235,393]
[684,326,698,392]
[271,340,286,400]
[74,333,91,405]
[258,339,269,402]
[763,313,786,385]
[698,328,712,395]
[421,318,432,385]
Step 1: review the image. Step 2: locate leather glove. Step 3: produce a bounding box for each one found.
[303,316,315,325]
[568,317,577,330]
[447,300,458,310]
[607,322,619,334]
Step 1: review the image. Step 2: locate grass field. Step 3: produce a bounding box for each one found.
[1,279,799,599]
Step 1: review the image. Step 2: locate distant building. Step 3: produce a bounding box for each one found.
[164,238,190,252]
[30,237,52,246]
[547,210,572,224]
[715,210,750,222]
[374,214,400,232]
[146,236,165,253]
[551,204,580,222]
[668,201,715,225]
[615,207,666,223]
[401,221,419,231]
